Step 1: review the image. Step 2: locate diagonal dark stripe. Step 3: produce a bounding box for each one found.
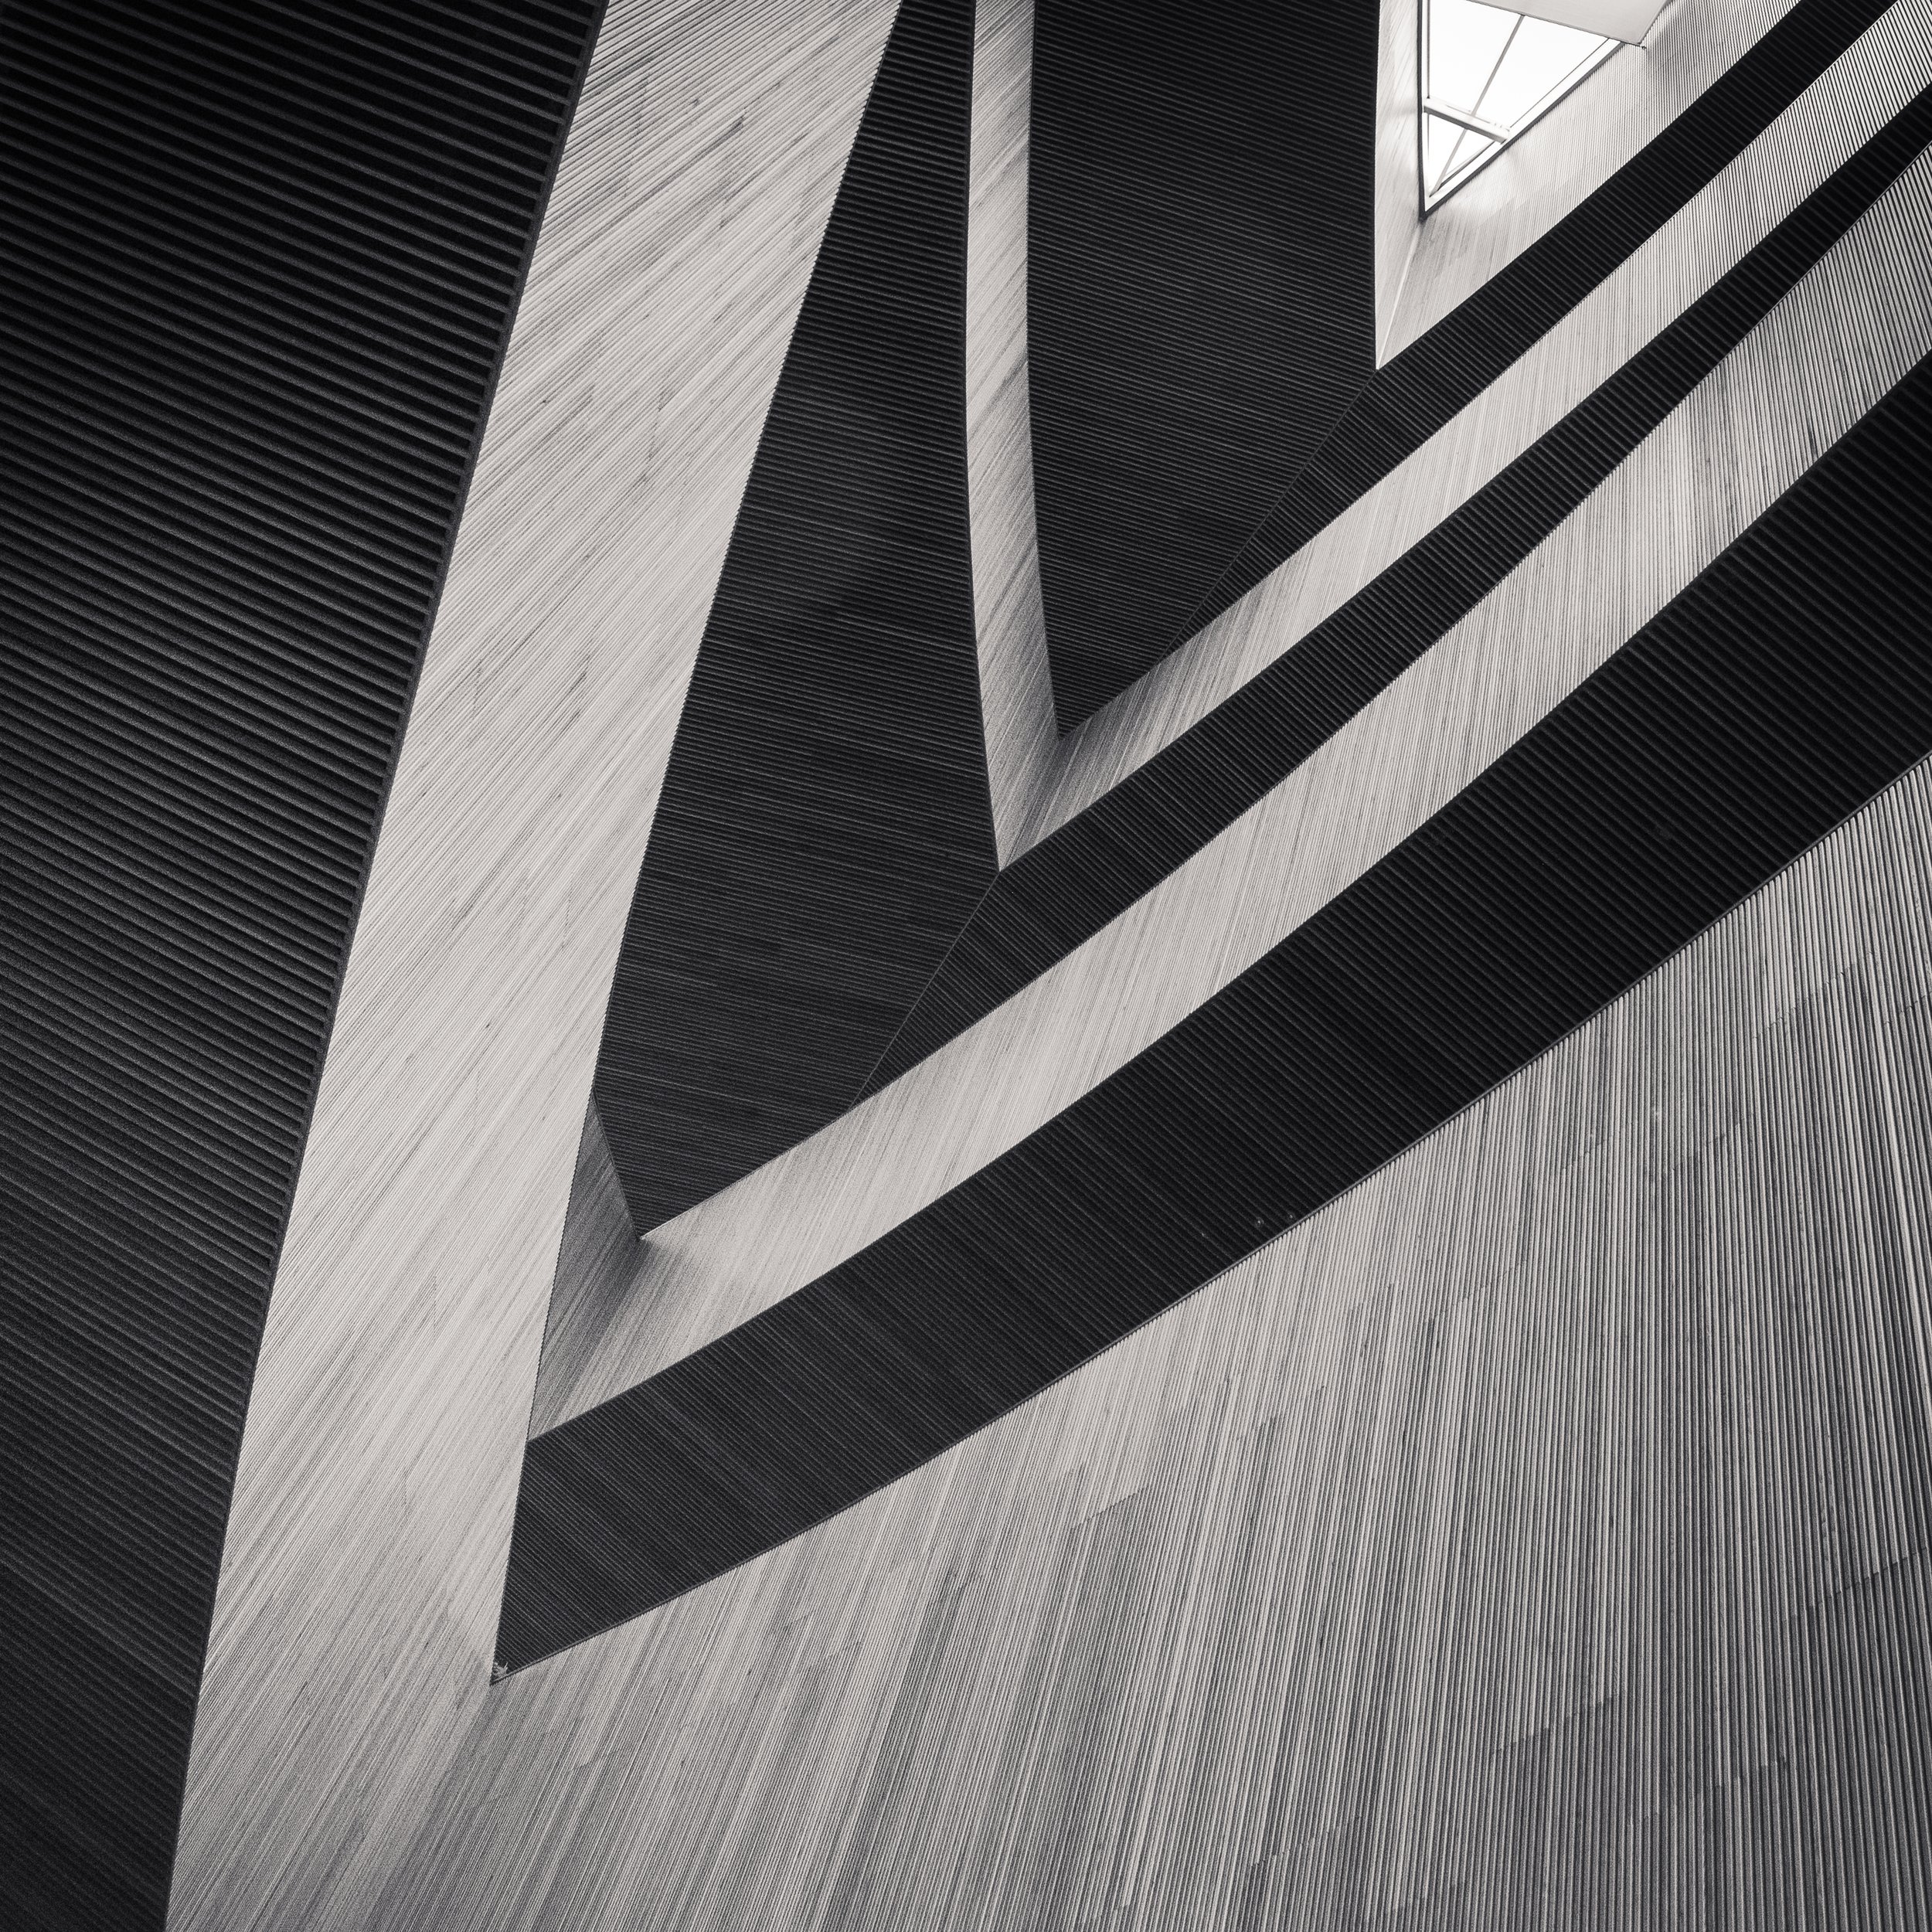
[859,81,1932,1100]
[590,0,996,1236]
[499,334,1932,1672]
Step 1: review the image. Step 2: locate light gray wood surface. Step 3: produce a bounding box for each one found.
[165,9,1932,1923]
[968,0,1058,865]
[1373,0,1423,363]
[531,130,1932,1427]
[381,747,1932,1930]
[165,6,897,1926]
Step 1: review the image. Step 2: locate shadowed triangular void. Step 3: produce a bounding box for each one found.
[591,0,996,1235]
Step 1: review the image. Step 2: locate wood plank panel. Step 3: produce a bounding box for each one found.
[1030,0,1932,850]
[504,325,1932,1651]
[588,0,998,1234]
[0,5,600,1923]
[1382,0,1799,359]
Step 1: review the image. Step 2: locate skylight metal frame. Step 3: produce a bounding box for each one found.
[1418,0,1625,213]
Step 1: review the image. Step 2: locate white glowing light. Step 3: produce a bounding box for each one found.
[1421,0,1641,209]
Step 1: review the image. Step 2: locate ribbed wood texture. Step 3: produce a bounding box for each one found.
[536,1106,648,1424]
[0,5,597,1924]
[1021,0,1930,862]
[968,0,1058,863]
[387,746,1932,1930]
[532,111,1932,1430]
[1019,0,1932,857]
[1027,0,1379,728]
[556,0,1903,1244]
[14,1,1928,1920]
[165,5,899,1927]
[590,0,998,1235]
[1192,0,1885,637]
[1374,0,1798,363]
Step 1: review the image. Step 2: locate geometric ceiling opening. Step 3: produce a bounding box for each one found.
[1422,0,1628,207]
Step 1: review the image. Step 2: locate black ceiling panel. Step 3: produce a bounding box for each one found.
[590,0,997,1236]
[499,333,1932,1670]
[1028,0,1379,731]
[0,4,598,1925]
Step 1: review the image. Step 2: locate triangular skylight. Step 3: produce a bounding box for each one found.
[1422,0,1655,209]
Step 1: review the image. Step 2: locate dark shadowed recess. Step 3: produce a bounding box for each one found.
[589,0,996,1236]
[0,3,599,1925]
[1027,0,1379,730]
[498,342,1932,1671]
[858,77,1932,1097]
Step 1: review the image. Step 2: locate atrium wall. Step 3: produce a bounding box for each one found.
[4,2,1931,1927]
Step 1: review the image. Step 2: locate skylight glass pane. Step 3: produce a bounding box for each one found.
[1479,15,1611,124]
[1422,0,1631,209]
[1428,0,1519,114]
[1423,114,1500,201]
[1422,114,1454,188]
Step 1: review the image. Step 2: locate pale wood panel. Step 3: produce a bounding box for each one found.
[1374,0,1423,364]
[385,746,1932,1930]
[165,5,897,1926]
[533,141,1932,1427]
[968,0,1058,864]
[168,15,1932,1921]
